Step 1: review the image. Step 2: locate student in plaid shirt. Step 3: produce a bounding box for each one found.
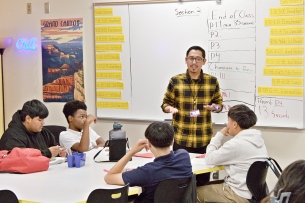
[161,45,223,186]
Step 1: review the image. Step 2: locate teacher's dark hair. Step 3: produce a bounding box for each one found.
[145,121,174,148]
[227,104,257,129]
[20,99,49,122]
[186,46,206,58]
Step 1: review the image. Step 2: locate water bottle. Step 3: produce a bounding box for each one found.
[109,121,126,140]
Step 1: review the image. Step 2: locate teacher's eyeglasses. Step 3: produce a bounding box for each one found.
[186,57,204,63]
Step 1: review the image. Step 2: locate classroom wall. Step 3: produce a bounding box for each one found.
[0,0,304,189]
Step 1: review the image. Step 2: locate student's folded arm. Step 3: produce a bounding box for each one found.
[5,137,27,150]
[41,148,52,158]
[104,149,135,185]
[104,173,125,185]
[205,141,237,166]
[96,137,106,148]
[207,131,224,151]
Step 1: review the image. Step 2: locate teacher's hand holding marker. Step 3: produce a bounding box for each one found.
[204,103,221,112]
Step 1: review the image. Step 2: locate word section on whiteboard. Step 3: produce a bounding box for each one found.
[207,0,256,115]
[256,0,304,127]
[94,7,129,110]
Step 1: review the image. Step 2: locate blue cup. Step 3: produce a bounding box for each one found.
[67,155,74,168]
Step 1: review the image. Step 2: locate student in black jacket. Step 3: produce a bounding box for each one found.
[0,99,66,158]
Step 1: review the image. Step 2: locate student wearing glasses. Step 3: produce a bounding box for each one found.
[161,45,223,186]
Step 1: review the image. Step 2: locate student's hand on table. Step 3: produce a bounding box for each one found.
[85,114,97,124]
[130,139,148,154]
[59,147,66,157]
[220,127,229,136]
[49,146,60,157]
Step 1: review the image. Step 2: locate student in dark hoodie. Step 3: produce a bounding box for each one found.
[0,99,66,158]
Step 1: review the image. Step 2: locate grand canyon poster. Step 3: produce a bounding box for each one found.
[41,18,85,102]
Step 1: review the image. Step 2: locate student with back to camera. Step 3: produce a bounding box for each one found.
[261,159,305,203]
[60,100,105,153]
[104,121,192,203]
[197,104,268,203]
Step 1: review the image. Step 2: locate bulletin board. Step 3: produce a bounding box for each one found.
[94,0,305,128]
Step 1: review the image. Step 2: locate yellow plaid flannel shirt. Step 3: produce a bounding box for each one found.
[161,70,223,148]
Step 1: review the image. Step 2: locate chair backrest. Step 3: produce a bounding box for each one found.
[266,157,282,178]
[154,174,196,203]
[0,190,19,203]
[246,161,269,203]
[44,125,66,145]
[87,184,129,203]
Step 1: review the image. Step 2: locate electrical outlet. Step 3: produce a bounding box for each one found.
[44,2,50,14]
[212,171,219,180]
[27,3,32,14]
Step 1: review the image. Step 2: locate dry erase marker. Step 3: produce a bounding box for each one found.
[206,105,219,110]
[213,105,219,110]
[103,169,109,172]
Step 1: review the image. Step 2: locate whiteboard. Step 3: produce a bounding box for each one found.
[95,0,304,128]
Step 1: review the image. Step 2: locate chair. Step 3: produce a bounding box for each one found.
[87,184,129,203]
[44,125,66,145]
[266,157,282,178]
[246,158,282,203]
[0,190,19,203]
[154,174,196,203]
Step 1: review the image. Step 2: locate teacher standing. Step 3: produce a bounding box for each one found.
[161,45,223,186]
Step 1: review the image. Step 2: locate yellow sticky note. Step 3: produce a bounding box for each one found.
[96,62,122,70]
[95,44,122,52]
[96,81,124,89]
[96,53,120,61]
[94,8,113,15]
[281,0,304,6]
[270,6,304,16]
[258,86,303,97]
[95,17,121,24]
[97,91,122,99]
[272,77,303,86]
[264,16,303,26]
[95,35,124,42]
[266,57,304,66]
[270,26,304,35]
[266,46,304,55]
[263,67,304,76]
[96,72,122,79]
[270,36,304,44]
[95,26,123,34]
[96,101,129,109]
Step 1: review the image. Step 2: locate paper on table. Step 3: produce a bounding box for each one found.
[49,157,66,165]
[191,158,210,165]
[134,152,154,158]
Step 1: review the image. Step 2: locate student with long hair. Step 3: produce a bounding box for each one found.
[261,160,305,203]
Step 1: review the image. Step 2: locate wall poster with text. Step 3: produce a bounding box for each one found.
[41,18,85,102]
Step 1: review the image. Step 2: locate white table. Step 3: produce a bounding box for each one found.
[0,148,223,203]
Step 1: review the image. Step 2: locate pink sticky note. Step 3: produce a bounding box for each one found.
[196,154,206,158]
[134,152,154,158]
